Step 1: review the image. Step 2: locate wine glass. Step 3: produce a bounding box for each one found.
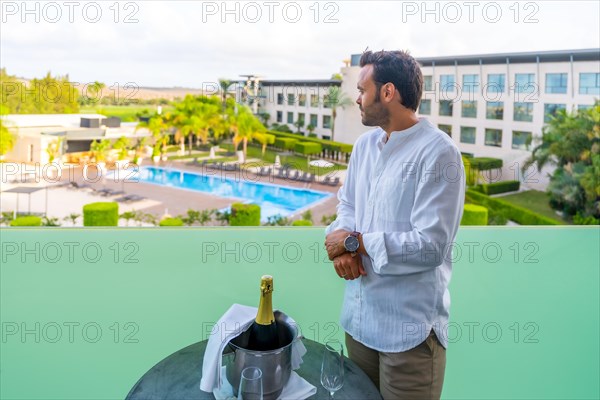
[237,366,263,400]
[320,340,344,399]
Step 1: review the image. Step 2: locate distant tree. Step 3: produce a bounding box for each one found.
[524,102,600,221]
[0,105,17,157]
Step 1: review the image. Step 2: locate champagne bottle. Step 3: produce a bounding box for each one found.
[247,275,279,351]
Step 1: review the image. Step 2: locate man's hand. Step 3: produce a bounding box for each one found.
[325,229,351,260]
[333,253,367,280]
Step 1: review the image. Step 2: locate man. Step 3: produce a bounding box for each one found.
[324,50,465,399]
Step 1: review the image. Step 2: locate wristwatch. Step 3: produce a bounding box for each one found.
[343,231,361,257]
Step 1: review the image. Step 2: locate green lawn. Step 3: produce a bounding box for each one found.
[220,143,347,175]
[499,190,571,224]
[80,105,174,122]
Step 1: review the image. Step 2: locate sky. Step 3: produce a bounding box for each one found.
[1,0,599,88]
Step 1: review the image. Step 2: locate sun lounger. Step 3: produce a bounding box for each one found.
[115,194,146,203]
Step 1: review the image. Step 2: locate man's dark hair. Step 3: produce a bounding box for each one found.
[359,50,423,111]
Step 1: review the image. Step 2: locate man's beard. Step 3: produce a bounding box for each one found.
[361,100,389,127]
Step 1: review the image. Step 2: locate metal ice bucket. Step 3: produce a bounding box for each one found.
[225,311,299,400]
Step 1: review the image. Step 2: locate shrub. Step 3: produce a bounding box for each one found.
[274,137,299,151]
[268,130,353,154]
[466,190,562,225]
[461,204,489,225]
[294,141,322,156]
[83,202,119,226]
[469,157,503,171]
[159,217,184,227]
[478,180,521,195]
[10,216,42,226]
[292,219,313,226]
[230,203,261,226]
[573,212,599,225]
[264,214,290,226]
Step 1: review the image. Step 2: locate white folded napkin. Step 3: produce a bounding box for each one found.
[213,366,317,400]
[200,304,307,394]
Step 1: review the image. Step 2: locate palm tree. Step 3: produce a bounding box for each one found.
[136,115,169,159]
[88,81,105,104]
[218,79,232,114]
[325,86,353,142]
[232,106,265,162]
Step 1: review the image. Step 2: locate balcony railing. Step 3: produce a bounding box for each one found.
[1,227,598,399]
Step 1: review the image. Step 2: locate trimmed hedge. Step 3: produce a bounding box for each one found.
[294,142,322,156]
[268,130,353,154]
[274,137,299,151]
[461,204,489,225]
[230,203,261,226]
[466,190,562,225]
[10,216,42,226]
[83,202,119,226]
[477,180,521,195]
[468,157,503,171]
[159,217,184,227]
[292,219,313,226]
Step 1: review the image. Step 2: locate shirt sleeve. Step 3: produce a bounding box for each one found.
[325,142,359,235]
[361,146,465,275]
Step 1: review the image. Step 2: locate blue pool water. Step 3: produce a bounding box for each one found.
[135,166,332,220]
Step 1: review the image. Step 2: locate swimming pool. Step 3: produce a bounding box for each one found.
[135,166,332,220]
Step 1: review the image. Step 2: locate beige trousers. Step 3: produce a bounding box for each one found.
[345,330,446,400]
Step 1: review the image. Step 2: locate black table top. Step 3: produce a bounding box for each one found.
[126,338,382,399]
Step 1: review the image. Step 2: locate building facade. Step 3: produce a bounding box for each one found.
[236,79,342,139]
[335,49,600,163]
[1,114,149,164]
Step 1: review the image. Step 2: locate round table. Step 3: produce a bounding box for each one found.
[126,338,382,399]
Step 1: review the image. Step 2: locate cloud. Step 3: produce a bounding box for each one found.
[1,0,598,87]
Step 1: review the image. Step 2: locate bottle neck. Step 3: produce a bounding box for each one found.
[255,286,274,325]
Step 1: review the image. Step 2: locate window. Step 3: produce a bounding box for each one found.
[487,74,505,93]
[545,73,567,94]
[515,73,536,94]
[322,115,332,129]
[423,75,433,91]
[310,114,318,127]
[439,100,453,116]
[512,131,532,150]
[579,73,600,95]
[310,94,319,108]
[462,74,479,94]
[419,99,431,115]
[486,102,504,119]
[543,103,566,123]
[461,101,477,118]
[277,93,284,105]
[460,127,476,144]
[297,113,305,125]
[485,129,502,147]
[578,104,593,111]
[287,93,295,106]
[440,75,455,92]
[323,94,330,109]
[276,111,283,123]
[299,94,306,107]
[514,102,534,122]
[438,124,452,137]
[287,112,294,124]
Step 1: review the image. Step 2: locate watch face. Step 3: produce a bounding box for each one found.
[344,235,360,252]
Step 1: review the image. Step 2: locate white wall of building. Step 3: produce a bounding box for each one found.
[258,84,339,138]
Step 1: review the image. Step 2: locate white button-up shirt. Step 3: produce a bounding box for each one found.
[326,118,465,352]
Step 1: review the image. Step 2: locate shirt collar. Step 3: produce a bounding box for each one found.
[378,118,427,149]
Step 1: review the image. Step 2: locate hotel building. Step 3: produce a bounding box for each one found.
[335,48,600,163]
